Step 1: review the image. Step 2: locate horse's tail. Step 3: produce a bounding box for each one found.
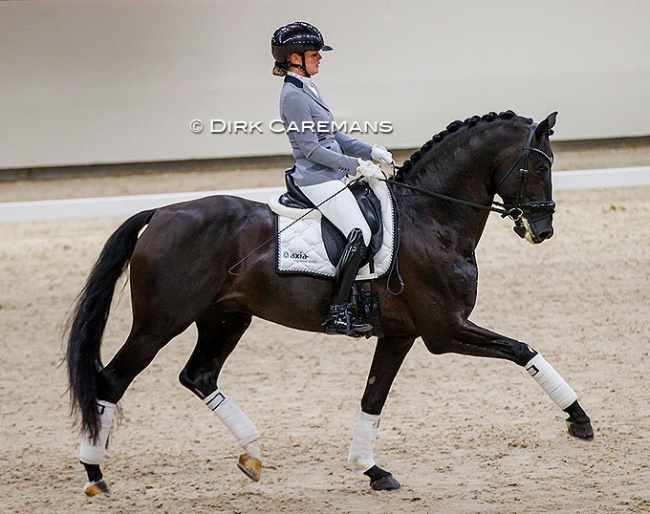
[66,209,155,440]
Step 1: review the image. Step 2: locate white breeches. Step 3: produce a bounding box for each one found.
[300,179,372,246]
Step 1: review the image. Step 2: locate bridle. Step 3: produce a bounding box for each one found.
[384,122,555,222]
[492,123,555,223]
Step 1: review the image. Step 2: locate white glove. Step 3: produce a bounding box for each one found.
[357,158,384,181]
[371,145,394,167]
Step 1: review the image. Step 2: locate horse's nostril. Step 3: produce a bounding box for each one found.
[538,228,554,241]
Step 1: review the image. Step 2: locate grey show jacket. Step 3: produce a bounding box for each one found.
[279,74,373,186]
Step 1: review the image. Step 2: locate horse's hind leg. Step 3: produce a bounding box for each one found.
[439,320,593,440]
[80,328,182,495]
[178,309,262,481]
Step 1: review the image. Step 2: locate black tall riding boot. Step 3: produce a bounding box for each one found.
[325,228,373,337]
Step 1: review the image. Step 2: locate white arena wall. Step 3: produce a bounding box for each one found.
[1,0,649,169]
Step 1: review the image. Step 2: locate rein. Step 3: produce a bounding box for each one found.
[382,177,520,220]
[384,123,555,222]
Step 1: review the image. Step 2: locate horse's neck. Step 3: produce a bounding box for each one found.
[405,149,494,238]
[413,129,508,200]
[400,132,506,248]
[396,190,491,259]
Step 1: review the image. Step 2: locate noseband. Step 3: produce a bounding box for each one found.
[493,123,555,222]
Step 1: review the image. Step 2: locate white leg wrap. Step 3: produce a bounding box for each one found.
[204,388,260,447]
[79,400,116,465]
[526,353,578,410]
[348,411,380,475]
[243,439,262,460]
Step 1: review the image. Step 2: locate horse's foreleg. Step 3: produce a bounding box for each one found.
[447,320,593,440]
[350,335,415,491]
[179,310,262,481]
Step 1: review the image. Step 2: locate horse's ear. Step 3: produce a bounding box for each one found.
[535,111,558,139]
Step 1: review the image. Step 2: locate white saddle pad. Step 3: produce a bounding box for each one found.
[268,179,395,279]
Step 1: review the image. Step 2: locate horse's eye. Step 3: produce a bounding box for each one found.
[536,166,549,177]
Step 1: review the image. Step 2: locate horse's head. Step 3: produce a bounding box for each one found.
[495,112,558,244]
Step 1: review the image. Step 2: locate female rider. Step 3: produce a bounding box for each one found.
[271,21,393,337]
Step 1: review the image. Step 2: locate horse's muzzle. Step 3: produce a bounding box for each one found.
[510,201,555,244]
[513,213,554,243]
[514,220,553,243]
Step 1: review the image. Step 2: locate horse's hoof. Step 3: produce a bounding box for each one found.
[567,419,594,441]
[237,454,262,482]
[364,465,401,491]
[84,479,109,497]
[370,474,401,491]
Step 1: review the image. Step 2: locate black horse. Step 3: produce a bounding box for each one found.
[67,111,593,495]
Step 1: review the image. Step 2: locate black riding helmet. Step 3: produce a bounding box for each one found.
[271,21,332,77]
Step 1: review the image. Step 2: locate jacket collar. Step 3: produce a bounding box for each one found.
[283,74,330,112]
[284,74,303,89]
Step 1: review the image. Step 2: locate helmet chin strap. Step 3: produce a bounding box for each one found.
[290,52,310,78]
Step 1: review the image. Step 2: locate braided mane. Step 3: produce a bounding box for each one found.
[394,110,532,182]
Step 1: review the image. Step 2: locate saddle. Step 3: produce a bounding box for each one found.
[278,170,384,267]
[269,169,396,280]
